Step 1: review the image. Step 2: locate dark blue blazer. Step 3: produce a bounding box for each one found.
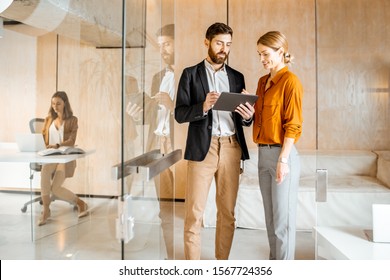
[175,61,250,161]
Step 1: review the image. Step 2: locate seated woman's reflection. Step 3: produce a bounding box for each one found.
[126,24,175,259]
[38,91,88,226]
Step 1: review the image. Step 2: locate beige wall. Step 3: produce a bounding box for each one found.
[316,0,390,150]
[0,29,38,141]
[228,0,317,150]
[1,0,389,198]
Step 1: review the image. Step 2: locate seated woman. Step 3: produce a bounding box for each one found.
[38,91,88,226]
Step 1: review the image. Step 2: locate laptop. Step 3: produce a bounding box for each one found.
[15,133,46,152]
[364,204,390,243]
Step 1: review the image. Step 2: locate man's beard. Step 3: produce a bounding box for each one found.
[208,48,228,64]
[162,53,174,66]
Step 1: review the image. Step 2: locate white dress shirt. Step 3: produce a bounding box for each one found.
[154,68,175,136]
[204,59,235,137]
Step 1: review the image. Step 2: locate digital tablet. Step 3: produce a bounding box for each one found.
[213,92,258,112]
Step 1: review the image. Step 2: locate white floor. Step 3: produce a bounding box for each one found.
[0,192,315,260]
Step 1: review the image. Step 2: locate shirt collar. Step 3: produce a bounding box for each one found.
[204,59,226,72]
[165,65,174,72]
[270,66,289,84]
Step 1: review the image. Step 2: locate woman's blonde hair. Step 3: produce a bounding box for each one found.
[257,31,293,64]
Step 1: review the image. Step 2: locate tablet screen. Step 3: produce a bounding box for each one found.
[213,92,258,112]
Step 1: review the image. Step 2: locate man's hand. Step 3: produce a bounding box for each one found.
[203,91,220,112]
[126,102,143,121]
[235,89,255,120]
[154,92,174,111]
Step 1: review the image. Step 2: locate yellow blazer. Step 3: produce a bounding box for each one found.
[42,116,78,178]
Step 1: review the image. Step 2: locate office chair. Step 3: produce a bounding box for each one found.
[21,118,45,212]
[20,118,77,212]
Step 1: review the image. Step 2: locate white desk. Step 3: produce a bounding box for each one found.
[0,144,94,164]
[0,143,95,189]
[314,226,390,260]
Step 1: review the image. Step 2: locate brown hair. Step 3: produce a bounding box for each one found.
[205,22,233,41]
[48,91,74,119]
[156,24,174,39]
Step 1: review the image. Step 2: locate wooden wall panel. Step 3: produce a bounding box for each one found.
[229,0,317,150]
[317,0,390,150]
[36,33,57,117]
[0,30,38,142]
[56,37,123,196]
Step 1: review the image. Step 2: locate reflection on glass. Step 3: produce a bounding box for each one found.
[124,23,176,259]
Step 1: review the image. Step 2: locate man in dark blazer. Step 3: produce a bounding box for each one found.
[175,22,254,260]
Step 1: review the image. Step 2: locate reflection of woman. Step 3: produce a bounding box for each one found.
[38,91,88,226]
[252,31,303,259]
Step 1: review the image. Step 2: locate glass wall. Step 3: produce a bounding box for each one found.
[0,0,176,260]
[0,0,388,260]
[121,0,176,260]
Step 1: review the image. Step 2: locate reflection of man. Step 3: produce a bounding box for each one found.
[124,75,141,194]
[147,24,175,200]
[126,24,175,259]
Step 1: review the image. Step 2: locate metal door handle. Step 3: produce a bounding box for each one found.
[112,149,182,180]
[316,169,328,202]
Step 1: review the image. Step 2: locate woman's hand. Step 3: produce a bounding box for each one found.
[276,161,290,184]
[46,144,58,149]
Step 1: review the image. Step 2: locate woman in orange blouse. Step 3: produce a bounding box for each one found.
[249,31,303,259]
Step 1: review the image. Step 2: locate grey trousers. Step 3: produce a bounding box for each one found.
[258,145,300,260]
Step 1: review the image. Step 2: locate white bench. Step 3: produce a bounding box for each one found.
[203,149,390,230]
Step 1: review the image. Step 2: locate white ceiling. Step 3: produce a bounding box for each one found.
[0,0,146,48]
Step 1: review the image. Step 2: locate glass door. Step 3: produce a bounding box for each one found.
[0,0,179,260]
[117,0,178,260]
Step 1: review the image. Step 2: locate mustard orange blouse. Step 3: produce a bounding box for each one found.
[253,66,303,145]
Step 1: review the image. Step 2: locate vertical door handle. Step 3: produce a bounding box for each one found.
[316,169,328,202]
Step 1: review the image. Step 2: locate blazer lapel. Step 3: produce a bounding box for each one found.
[226,65,237,93]
[196,62,209,96]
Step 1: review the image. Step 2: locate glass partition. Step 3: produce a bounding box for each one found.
[0,0,176,260]
[120,0,176,260]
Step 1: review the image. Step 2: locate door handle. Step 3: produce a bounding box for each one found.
[112,149,182,180]
[316,169,328,202]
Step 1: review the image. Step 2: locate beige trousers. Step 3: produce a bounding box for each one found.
[184,135,242,260]
[154,135,175,259]
[40,163,77,204]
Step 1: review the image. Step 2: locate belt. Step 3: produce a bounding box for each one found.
[212,134,236,139]
[258,144,282,148]
[212,134,237,143]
